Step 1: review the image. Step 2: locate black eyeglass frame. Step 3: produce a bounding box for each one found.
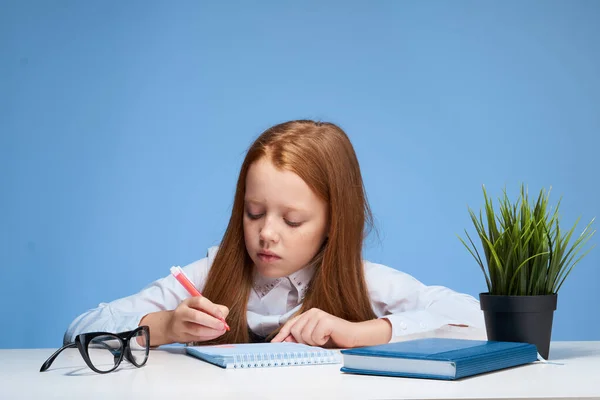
[40,325,150,374]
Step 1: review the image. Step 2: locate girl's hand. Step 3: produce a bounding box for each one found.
[270,308,357,348]
[166,297,229,344]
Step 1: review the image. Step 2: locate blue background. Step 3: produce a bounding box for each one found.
[1,1,598,348]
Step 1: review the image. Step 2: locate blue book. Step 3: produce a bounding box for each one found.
[186,342,342,369]
[340,338,538,380]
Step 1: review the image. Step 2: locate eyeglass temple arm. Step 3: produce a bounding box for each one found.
[39,343,77,372]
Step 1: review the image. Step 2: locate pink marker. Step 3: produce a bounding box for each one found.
[170,266,230,331]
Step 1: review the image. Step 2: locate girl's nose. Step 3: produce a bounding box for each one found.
[259,219,280,243]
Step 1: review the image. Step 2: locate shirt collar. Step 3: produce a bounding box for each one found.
[253,264,315,299]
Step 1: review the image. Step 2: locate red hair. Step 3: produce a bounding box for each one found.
[200,120,377,344]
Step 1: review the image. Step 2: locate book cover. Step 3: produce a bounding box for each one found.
[340,338,538,380]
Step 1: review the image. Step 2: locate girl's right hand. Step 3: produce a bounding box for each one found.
[166,296,230,344]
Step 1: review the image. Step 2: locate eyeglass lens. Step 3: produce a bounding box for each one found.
[87,335,124,372]
[129,329,150,366]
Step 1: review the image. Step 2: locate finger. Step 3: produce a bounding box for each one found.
[300,315,320,346]
[290,316,310,344]
[311,318,333,346]
[186,297,230,331]
[216,304,230,319]
[271,315,301,342]
[283,335,297,342]
[187,296,227,320]
[183,321,226,339]
[181,307,226,331]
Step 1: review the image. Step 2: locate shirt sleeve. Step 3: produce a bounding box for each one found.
[63,250,215,345]
[364,261,486,342]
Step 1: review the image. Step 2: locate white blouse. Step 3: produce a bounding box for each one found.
[64,246,487,344]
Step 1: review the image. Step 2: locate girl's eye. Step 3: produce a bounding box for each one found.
[246,212,264,220]
[285,219,302,228]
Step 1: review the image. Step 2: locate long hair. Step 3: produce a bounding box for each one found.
[200,120,377,344]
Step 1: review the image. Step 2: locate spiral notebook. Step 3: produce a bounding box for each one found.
[185,342,342,369]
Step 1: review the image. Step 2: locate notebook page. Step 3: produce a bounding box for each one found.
[186,342,342,369]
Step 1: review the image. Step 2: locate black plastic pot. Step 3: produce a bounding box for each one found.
[479,293,557,359]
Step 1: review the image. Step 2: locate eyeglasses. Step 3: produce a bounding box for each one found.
[40,326,150,374]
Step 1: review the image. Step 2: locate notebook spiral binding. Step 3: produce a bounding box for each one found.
[232,350,339,368]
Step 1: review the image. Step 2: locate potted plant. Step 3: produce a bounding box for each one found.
[459,184,595,359]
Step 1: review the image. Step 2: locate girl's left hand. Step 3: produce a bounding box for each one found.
[270,308,356,348]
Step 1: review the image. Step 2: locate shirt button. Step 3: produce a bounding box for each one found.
[420,322,427,329]
[400,322,408,330]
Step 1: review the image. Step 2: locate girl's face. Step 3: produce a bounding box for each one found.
[243,157,328,278]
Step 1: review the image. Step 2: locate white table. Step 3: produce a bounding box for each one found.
[1,341,599,399]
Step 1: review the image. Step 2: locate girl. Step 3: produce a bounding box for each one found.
[65,120,485,348]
